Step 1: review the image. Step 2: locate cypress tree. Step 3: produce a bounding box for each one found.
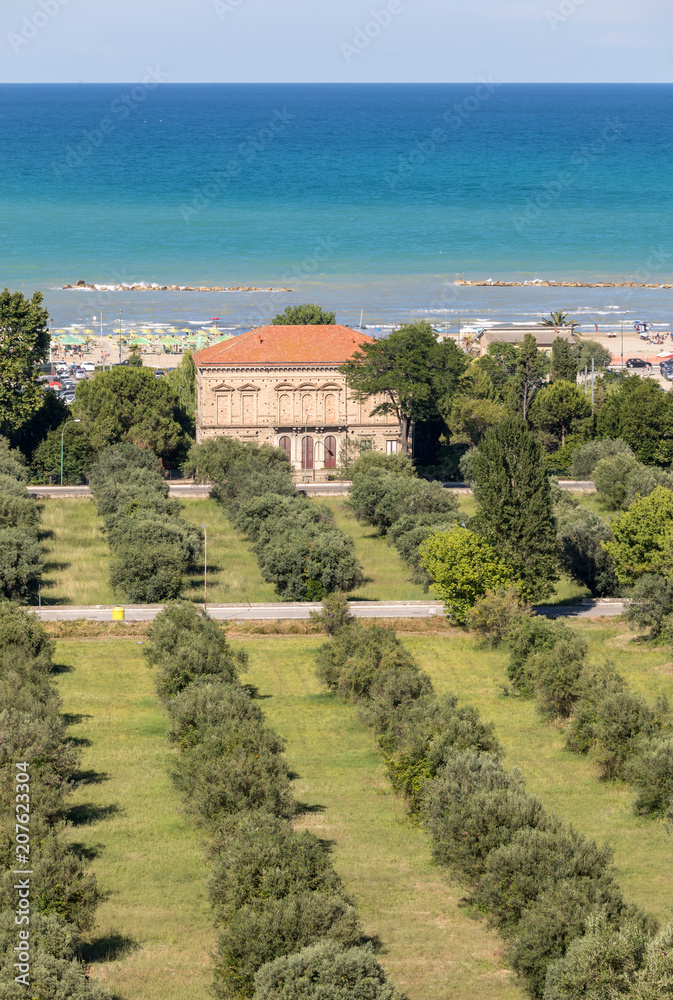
[550,337,579,383]
[471,414,559,600]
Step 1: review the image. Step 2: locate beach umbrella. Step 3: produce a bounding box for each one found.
[129,337,151,346]
[60,335,85,345]
[212,334,232,344]
[179,328,191,333]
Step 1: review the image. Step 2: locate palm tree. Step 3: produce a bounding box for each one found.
[541,310,580,332]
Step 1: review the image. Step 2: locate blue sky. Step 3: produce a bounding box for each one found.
[1,0,670,83]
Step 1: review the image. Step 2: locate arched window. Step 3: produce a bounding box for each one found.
[302,394,314,422]
[301,436,314,470]
[324,435,337,469]
[325,394,337,423]
[278,436,291,460]
[279,394,292,423]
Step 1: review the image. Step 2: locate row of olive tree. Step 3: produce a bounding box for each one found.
[347,451,460,587]
[313,596,672,999]
[469,593,673,819]
[185,438,364,600]
[144,603,404,1000]
[89,443,202,602]
[0,438,44,602]
[0,605,113,999]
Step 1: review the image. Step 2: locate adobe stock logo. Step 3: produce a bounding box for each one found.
[8,0,72,54]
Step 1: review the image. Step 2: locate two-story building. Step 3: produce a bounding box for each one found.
[192,324,401,478]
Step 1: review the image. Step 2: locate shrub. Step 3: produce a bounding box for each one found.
[528,631,588,720]
[108,514,202,602]
[508,880,611,998]
[145,604,244,701]
[309,592,353,636]
[420,525,514,624]
[170,716,293,825]
[624,574,673,641]
[257,524,364,600]
[0,527,44,601]
[0,437,28,481]
[565,661,627,755]
[0,602,52,661]
[570,438,635,480]
[348,450,414,480]
[252,941,407,1000]
[465,586,533,646]
[349,470,457,534]
[0,946,117,999]
[0,831,99,935]
[542,912,649,1000]
[591,691,663,780]
[631,923,673,998]
[556,509,619,597]
[505,615,560,695]
[167,683,261,749]
[88,441,162,492]
[315,621,429,706]
[0,474,39,530]
[94,467,172,520]
[469,826,617,934]
[381,695,502,812]
[593,453,643,510]
[626,737,673,816]
[209,812,348,917]
[0,710,78,826]
[422,750,548,879]
[387,512,460,587]
[213,891,361,1000]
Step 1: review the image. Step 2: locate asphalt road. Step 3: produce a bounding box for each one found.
[27,599,624,622]
[28,480,596,499]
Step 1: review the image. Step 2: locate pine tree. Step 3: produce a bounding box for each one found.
[550,337,578,383]
[471,414,559,600]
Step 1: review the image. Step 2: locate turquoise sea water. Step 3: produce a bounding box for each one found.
[1,83,672,331]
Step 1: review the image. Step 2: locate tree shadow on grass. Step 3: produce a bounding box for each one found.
[68,841,102,862]
[294,801,326,816]
[72,768,110,786]
[63,712,92,726]
[80,933,140,964]
[66,802,122,826]
[242,683,272,700]
[51,661,75,674]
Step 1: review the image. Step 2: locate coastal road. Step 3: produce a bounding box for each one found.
[27,599,624,622]
[27,480,596,499]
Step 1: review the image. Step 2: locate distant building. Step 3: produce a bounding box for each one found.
[475,325,575,355]
[192,325,401,478]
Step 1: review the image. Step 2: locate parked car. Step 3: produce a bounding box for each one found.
[59,391,76,404]
[80,362,96,372]
[154,369,166,379]
[72,369,88,380]
[626,358,652,369]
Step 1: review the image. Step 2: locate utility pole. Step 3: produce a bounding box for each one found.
[591,357,595,406]
[119,309,123,364]
[202,524,207,612]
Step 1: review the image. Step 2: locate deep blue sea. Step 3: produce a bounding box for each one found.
[1,83,673,332]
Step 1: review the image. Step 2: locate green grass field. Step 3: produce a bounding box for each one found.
[57,639,214,1000]
[36,489,614,607]
[54,623,672,1000]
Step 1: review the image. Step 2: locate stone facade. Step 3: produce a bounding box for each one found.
[193,325,401,479]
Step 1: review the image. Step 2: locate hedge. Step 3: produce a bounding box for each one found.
[186,438,364,600]
[0,440,43,602]
[89,442,202,602]
[312,600,667,999]
[144,602,403,999]
[0,605,114,999]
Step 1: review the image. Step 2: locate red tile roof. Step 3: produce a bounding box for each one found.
[192,325,374,367]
